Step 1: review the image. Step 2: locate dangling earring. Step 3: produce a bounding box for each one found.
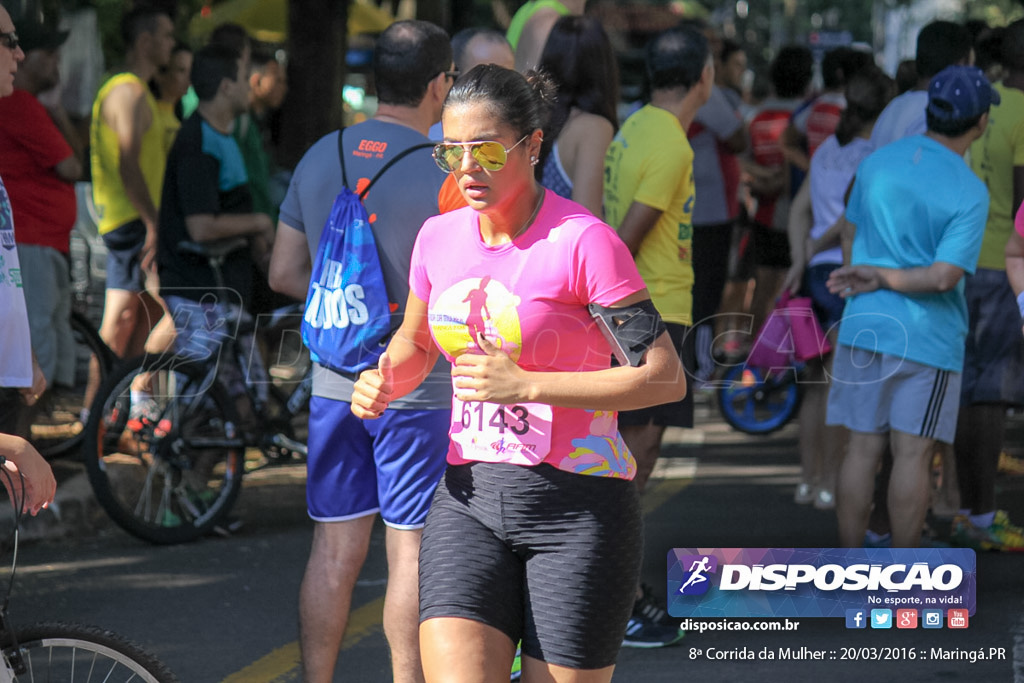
[530,156,538,166]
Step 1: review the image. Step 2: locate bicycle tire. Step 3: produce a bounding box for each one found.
[31,312,114,459]
[0,621,180,682]
[716,364,801,435]
[82,352,245,544]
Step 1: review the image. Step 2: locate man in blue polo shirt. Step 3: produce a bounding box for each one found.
[825,65,995,549]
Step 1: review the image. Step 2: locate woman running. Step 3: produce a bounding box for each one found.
[352,64,686,683]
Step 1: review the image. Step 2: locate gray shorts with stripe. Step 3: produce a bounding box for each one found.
[825,344,961,444]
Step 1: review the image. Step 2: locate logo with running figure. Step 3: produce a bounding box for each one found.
[678,554,718,596]
[429,276,523,361]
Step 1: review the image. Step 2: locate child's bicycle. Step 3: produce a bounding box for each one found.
[0,461,180,682]
[81,238,311,544]
[715,361,806,435]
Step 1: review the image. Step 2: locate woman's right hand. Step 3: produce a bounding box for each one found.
[350,354,394,419]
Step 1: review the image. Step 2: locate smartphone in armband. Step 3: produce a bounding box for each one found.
[588,301,666,368]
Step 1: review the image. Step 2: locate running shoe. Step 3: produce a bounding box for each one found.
[621,614,684,649]
[618,593,684,651]
[950,511,1024,551]
[126,398,160,433]
[998,452,1024,476]
[510,642,522,681]
[794,482,815,505]
[633,583,672,625]
[862,531,892,548]
[813,488,835,510]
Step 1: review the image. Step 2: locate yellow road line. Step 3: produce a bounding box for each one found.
[643,472,695,515]
[225,466,694,682]
[220,596,383,683]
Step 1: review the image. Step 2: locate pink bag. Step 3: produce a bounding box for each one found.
[746,293,833,368]
[784,294,833,361]
[746,295,795,368]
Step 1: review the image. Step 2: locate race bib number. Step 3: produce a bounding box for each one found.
[451,398,553,466]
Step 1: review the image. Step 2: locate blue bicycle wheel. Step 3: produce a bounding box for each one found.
[716,364,801,435]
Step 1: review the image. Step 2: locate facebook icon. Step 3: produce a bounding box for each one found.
[846,609,866,629]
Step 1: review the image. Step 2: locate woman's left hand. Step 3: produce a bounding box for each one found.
[452,333,530,404]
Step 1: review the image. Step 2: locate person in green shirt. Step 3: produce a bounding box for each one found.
[234,48,287,221]
[506,0,582,72]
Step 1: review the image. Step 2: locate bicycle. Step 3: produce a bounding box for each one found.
[27,311,114,460]
[715,360,806,436]
[81,238,311,544]
[0,457,180,682]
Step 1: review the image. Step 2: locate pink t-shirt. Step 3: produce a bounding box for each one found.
[410,190,646,479]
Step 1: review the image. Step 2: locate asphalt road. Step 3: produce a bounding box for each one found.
[7,396,1024,682]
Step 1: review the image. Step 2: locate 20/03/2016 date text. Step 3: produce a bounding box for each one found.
[841,647,1007,662]
[687,647,1008,662]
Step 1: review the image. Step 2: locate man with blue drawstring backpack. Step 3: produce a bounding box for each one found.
[268,20,464,683]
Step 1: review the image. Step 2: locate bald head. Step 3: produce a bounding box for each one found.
[451,28,514,73]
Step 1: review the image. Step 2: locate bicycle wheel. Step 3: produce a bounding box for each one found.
[82,353,245,544]
[30,312,113,459]
[716,364,801,435]
[0,621,180,682]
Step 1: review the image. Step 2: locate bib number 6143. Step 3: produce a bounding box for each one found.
[460,401,530,435]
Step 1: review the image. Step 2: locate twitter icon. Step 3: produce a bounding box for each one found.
[870,609,892,629]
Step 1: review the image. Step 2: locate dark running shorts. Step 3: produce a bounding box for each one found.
[751,221,792,269]
[419,462,643,669]
[101,219,147,292]
[617,323,695,428]
[692,221,734,324]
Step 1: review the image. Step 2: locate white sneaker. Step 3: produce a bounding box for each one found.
[794,482,814,505]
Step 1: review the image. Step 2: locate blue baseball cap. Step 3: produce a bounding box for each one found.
[927,65,1000,122]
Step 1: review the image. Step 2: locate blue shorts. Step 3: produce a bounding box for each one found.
[306,396,450,528]
[803,263,845,333]
[961,268,1024,406]
[101,219,146,292]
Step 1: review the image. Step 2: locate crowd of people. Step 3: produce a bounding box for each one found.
[1,1,1024,681]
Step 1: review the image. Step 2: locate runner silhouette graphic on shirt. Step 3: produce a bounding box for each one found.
[463,276,492,347]
[679,556,711,593]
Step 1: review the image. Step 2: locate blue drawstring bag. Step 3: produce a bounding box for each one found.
[301,130,435,377]
[302,187,392,376]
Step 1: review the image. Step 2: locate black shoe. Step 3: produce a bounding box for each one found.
[621,613,685,649]
[634,583,672,625]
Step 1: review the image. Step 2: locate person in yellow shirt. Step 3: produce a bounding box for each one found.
[89,6,174,360]
[953,18,1024,552]
[602,24,713,647]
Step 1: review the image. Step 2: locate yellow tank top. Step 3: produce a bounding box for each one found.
[90,73,166,235]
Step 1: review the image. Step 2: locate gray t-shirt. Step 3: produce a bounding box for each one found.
[691,85,744,225]
[279,119,452,407]
[870,90,928,150]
